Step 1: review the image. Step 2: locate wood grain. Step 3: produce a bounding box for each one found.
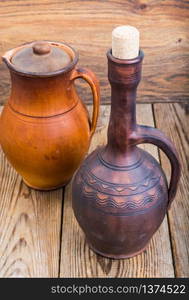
[0,0,189,105]
[60,104,174,277]
[0,148,63,277]
[154,103,189,277]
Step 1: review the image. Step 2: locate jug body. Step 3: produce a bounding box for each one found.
[0,41,99,190]
[72,49,180,258]
[73,146,168,258]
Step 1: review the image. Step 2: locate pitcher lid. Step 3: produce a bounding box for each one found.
[3,41,78,76]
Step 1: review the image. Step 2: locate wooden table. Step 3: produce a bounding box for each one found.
[0,102,188,278]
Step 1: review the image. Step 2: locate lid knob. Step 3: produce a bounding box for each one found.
[33,42,51,55]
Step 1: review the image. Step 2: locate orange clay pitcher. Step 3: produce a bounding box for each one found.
[0,41,99,190]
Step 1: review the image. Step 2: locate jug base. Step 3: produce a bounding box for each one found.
[87,241,149,259]
[23,179,68,191]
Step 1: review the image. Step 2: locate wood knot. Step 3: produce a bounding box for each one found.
[140,3,147,9]
[176,38,182,43]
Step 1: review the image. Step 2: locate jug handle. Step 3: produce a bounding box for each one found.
[132,125,181,209]
[71,68,100,137]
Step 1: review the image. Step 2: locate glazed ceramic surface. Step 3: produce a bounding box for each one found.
[0,41,99,190]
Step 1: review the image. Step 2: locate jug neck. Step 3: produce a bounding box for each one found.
[106,50,144,154]
[7,69,77,118]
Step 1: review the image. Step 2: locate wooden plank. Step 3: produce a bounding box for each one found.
[0,0,189,105]
[154,103,189,277]
[60,104,174,278]
[0,132,63,277]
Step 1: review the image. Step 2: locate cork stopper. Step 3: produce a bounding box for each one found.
[112,25,139,59]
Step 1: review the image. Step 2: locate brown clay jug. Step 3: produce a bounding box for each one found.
[72,47,181,258]
[0,41,99,190]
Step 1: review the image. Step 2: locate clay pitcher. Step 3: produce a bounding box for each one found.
[72,48,181,258]
[0,41,99,190]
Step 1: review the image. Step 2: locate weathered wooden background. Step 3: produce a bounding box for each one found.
[0,0,189,105]
[0,0,189,278]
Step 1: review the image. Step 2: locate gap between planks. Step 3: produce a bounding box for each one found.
[0,167,63,277]
[60,104,175,278]
[0,106,63,277]
[153,102,189,278]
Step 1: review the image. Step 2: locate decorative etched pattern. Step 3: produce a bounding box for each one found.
[78,163,161,197]
[74,159,167,216]
[97,151,144,171]
[75,171,167,216]
[83,186,157,209]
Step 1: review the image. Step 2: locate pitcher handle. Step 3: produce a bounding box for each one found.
[71,68,100,137]
[132,125,181,209]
